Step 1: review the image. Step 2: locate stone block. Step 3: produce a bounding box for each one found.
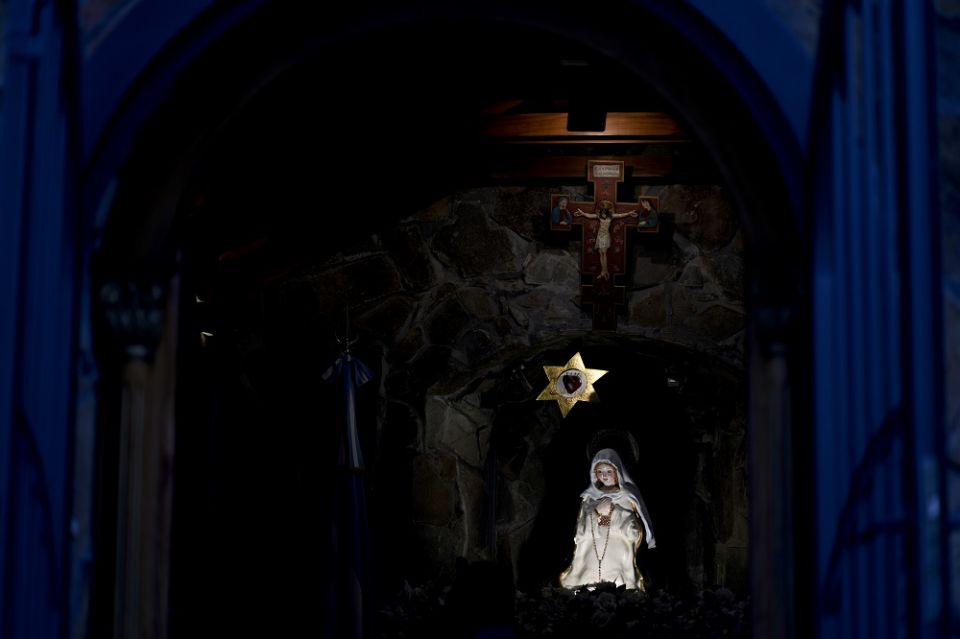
[385,224,437,291]
[432,202,521,276]
[425,396,492,468]
[425,295,472,346]
[702,251,745,301]
[507,302,529,329]
[673,231,701,260]
[389,325,424,364]
[631,256,678,288]
[357,295,415,343]
[456,328,498,366]
[662,185,738,252]
[523,250,580,291]
[493,316,514,336]
[458,287,500,320]
[684,305,745,341]
[494,187,553,240]
[667,283,702,326]
[679,262,704,288]
[628,285,666,326]
[512,286,587,328]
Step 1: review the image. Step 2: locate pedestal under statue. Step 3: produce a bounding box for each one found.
[559,448,655,591]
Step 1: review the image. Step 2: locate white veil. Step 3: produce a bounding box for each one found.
[580,447,656,549]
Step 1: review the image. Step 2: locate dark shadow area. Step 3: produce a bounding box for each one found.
[167,265,384,635]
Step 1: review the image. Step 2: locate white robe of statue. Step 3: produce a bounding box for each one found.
[559,448,655,591]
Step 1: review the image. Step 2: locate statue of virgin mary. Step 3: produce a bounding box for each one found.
[559,447,655,590]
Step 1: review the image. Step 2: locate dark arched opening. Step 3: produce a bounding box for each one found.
[84,3,806,636]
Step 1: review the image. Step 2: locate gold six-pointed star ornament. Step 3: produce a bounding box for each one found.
[536,352,608,417]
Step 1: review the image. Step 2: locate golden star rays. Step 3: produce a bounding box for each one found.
[536,352,607,417]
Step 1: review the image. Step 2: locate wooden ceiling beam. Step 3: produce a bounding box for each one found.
[481,112,686,141]
[478,154,674,179]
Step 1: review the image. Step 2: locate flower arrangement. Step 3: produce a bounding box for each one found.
[378,579,750,638]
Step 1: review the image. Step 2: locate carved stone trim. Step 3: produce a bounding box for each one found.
[99,280,168,360]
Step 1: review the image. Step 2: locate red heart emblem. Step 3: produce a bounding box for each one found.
[562,374,582,394]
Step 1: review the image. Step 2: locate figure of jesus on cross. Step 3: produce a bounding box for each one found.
[574,200,644,280]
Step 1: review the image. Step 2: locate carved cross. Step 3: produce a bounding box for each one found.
[549,160,660,330]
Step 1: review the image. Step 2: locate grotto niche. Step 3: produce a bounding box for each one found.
[173,179,748,634]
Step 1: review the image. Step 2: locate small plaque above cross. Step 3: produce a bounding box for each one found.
[549,160,660,330]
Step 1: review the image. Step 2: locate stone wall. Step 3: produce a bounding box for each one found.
[274,182,748,595]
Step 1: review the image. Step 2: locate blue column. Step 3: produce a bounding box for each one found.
[811,1,946,637]
[0,1,79,637]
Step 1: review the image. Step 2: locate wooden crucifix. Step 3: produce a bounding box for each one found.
[549,160,660,330]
